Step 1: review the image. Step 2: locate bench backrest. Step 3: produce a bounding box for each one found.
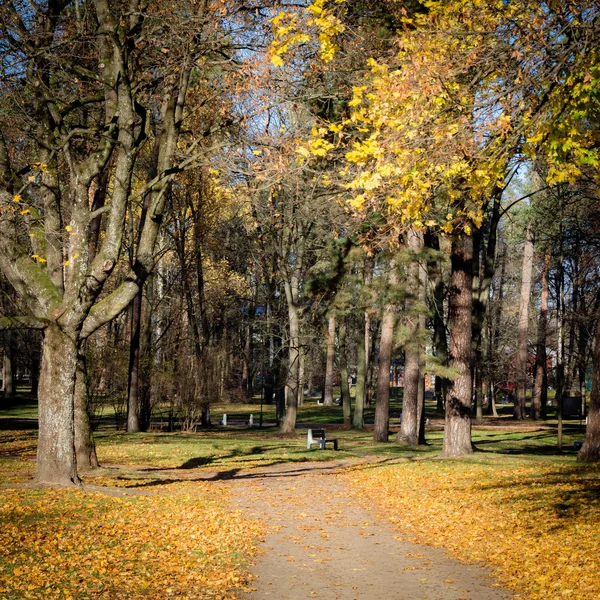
[310,429,326,439]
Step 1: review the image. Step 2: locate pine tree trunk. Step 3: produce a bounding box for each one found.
[36,325,80,485]
[397,229,424,445]
[442,234,474,457]
[578,317,600,462]
[397,345,420,444]
[531,249,550,420]
[515,224,534,419]
[323,315,336,406]
[374,293,397,442]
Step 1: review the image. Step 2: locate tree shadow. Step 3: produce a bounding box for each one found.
[472,464,600,523]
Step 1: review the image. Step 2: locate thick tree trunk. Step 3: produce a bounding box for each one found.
[353,313,367,430]
[397,345,420,444]
[323,315,336,406]
[531,249,550,420]
[515,224,534,419]
[374,291,397,442]
[442,234,474,457]
[36,326,80,485]
[578,317,600,462]
[339,320,352,427]
[74,354,99,469]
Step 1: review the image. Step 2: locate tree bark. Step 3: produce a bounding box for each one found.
[397,229,424,445]
[442,234,474,457]
[578,316,600,462]
[515,224,534,419]
[531,248,550,420]
[74,354,99,469]
[374,261,398,442]
[280,283,300,434]
[36,326,80,485]
[323,315,336,406]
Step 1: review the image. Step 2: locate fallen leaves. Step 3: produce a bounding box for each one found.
[0,471,263,599]
[342,458,600,600]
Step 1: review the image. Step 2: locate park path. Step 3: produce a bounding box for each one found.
[223,460,512,600]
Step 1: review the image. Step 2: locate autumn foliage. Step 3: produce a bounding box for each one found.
[344,457,600,600]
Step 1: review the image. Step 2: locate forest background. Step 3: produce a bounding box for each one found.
[0,0,599,480]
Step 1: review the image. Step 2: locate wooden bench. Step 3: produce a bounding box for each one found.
[307,428,338,451]
[220,413,254,427]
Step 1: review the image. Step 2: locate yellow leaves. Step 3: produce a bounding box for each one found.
[12,194,21,203]
[65,225,72,232]
[345,460,600,600]
[348,86,366,107]
[30,254,47,264]
[0,481,263,600]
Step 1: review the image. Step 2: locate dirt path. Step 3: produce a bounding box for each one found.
[224,461,511,600]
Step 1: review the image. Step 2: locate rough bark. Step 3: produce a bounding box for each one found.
[515,224,535,419]
[531,248,550,420]
[374,261,398,442]
[36,326,79,485]
[323,315,336,406]
[442,234,474,457]
[74,354,99,469]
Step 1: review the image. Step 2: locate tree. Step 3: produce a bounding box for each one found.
[0,0,250,484]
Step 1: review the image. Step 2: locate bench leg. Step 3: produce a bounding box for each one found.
[333,440,338,451]
[319,439,326,450]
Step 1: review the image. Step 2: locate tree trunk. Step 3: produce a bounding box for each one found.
[442,234,474,457]
[374,280,397,442]
[515,224,534,419]
[531,248,550,420]
[353,312,367,430]
[36,326,80,485]
[74,354,99,469]
[323,315,336,406]
[491,243,508,417]
[397,345,420,444]
[397,229,424,445]
[578,316,600,462]
[2,338,13,397]
[126,291,142,433]
[339,320,352,427]
[280,284,300,434]
[427,233,448,414]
